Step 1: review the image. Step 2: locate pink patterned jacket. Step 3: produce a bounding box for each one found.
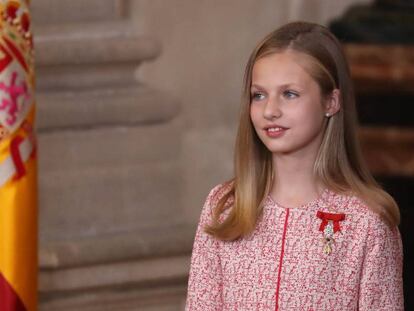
[185,183,404,311]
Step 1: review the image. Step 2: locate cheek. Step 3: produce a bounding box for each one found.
[295,106,325,133]
[249,104,259,126]
[296,98,324,121]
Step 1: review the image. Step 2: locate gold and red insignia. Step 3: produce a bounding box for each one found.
[316,211,346,255]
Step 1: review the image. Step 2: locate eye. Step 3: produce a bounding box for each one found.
[283,90,299,99]
[251,92,265,101]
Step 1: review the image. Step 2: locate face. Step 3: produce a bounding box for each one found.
[250,50,330,157]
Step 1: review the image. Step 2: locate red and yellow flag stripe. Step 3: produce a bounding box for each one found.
[0,1,37,310]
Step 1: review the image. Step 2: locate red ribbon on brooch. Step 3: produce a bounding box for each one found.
[316,211,345,233]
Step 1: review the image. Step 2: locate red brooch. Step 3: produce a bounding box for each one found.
[316,211,345,255]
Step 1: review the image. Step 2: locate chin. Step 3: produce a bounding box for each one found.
[261,142,293,154]
[267,147,293,155]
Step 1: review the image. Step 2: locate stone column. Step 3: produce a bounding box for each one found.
[33,1,188,310]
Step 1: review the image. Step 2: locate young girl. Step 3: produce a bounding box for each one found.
[185,21,404,311]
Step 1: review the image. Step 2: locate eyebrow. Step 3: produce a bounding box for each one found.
[251,83,300,89]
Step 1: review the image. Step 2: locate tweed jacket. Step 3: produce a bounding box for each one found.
[185,183,404,311]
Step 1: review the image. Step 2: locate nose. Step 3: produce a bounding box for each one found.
[263,96,282,120]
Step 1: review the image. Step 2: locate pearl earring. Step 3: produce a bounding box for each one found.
[325,113,330,117]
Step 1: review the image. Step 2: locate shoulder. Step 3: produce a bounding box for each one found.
[340,192,401,241]
[199,181,234,223]
[205,182,230,199]
[342,193,376,218]
[335,191,383,220]
[203,181,234,209]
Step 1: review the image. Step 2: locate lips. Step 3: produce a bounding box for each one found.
[267,127,286,133]
[263,124,289,138]
[264,125,289,131]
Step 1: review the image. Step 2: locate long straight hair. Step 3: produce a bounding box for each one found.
[205,21,400,241]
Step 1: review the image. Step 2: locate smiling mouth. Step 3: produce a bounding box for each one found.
[267,127,286,132]
[264,127,288,137]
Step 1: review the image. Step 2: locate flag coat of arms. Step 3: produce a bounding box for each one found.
[0,1,37,310]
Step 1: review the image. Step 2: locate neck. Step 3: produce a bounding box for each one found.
[269,152,324,207]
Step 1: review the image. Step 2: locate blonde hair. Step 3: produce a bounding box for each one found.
[205,21,400,241]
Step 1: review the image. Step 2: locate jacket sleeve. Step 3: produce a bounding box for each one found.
[358,215,404,311]
[185,185,224,311]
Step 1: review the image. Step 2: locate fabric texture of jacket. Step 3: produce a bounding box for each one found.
[185,183,404,311]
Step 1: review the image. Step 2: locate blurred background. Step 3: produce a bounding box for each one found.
[32,0,413,310]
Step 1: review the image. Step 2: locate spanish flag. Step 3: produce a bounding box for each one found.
[0,1,37,311]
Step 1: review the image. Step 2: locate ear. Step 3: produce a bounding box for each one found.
[324,88,341,116]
